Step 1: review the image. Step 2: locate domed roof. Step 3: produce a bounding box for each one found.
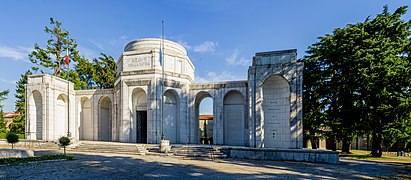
[124,38,187,56]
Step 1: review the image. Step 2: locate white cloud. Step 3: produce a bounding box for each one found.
[177,40,192,50]
[0,78,17,85]
[110,35,129,46]
[78,46,99,60]
[226,49,249,66]
[0,44,32,61]
[196,71,245,83]
[193,41,218,53]
[89,39,104,49]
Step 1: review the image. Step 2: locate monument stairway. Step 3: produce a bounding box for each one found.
[70,141,154,155]
[68,141,227,158]
[170,145,227,158]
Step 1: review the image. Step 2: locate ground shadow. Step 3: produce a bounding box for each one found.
[0,150,409,179]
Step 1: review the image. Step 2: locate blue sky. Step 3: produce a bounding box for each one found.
[0,0,409,113]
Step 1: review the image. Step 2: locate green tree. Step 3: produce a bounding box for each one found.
[58,136,71,155]
[9,70,32,134]
[92,53,117,89]
[29,18,80,77]
[75,57,96,89]
[0,90,9,133]
[303,6,411,156]
[6,132,19,149]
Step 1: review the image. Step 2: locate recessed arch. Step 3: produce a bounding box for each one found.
[79,97,92,140]
[132,88,147,143]
[164,89,180,143]
[262,75,291,148]
[98,96,112,141]
[223,90,246,146]
[29,90,43,140]
[56,93,68,138]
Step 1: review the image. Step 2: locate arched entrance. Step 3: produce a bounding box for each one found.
[164,89,179,143]
[56,94,68,138]
[79,97,92,140]
[29,91,43,140]
[98,96,112,141]
[195,91,213,145]
[223,90,245,146]
[132,88,147,143]
[262,75,291,148]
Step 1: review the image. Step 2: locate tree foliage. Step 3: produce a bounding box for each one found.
[28,18,117,90]
[303,6,411,156]
[92,53,117,89]
[6,132,19,149]
[0,90,9,133]
[9,70,32,134]
[58,136,71,155]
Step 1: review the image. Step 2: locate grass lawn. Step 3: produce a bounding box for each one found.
[0,154,74,165]
[339,150,411,163]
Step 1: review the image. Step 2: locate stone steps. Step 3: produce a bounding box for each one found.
[71,141,152,155]
[69,141,227,158]
[171,146,227,158]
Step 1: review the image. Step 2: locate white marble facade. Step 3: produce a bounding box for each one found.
[25,38,303,148]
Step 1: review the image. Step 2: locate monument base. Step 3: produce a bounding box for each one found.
[160,140,171,153]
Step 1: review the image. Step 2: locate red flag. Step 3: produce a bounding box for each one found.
[65,48,69,67]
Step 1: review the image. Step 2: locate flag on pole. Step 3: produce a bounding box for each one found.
[159,47,163,66]
[65,48,69,67]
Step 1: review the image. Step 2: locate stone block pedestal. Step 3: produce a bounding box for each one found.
[160,140,171,153]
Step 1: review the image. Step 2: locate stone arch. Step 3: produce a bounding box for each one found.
[98,96,112,141]
[164,89,180,143]
[56,94,68,138]
[132,88,147,143]
[262,75,291,148]
[194,91,213,144]
[29,90,43,140]
[223,90,246,146]
[79,97,92,140]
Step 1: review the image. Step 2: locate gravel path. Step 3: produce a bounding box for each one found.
[0,150,409,179]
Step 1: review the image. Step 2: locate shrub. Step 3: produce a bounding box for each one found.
[6,133,19,149]
[58,136,71,155]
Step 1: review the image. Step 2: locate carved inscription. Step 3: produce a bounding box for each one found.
[124,56,151,70]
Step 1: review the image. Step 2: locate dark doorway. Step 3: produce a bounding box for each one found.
[136,111,147,143]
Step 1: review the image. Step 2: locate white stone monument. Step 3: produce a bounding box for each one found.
[26,38,303,149]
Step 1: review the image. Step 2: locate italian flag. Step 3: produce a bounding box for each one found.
[65,48,69,67]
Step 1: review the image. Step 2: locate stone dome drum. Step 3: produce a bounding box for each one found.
[124,38,188,56]
[117,38,195,82]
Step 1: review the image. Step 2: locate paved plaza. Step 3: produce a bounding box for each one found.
[0,150,409,179]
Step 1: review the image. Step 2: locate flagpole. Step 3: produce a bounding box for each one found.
[66,45,71,137]
[161,20,165,141]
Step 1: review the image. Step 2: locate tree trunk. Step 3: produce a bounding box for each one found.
[309,129,318,149]
[12,143,14,149]
[342,141,351,153]
[371,133,382,157]
[64,147,66,156]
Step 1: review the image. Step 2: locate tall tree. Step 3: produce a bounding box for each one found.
[356,6,411,156]
[303,6,411,156]
[29,18,80,77]
[9,70,32,134]
[0,90,9,133]
[92,53,117,89]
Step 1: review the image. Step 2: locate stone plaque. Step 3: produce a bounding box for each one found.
[124,55,151,70]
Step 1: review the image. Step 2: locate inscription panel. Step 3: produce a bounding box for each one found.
[123,54,151,71]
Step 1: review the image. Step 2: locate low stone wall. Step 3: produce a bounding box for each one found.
[221,147,339,164]
[0,149,34,158]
